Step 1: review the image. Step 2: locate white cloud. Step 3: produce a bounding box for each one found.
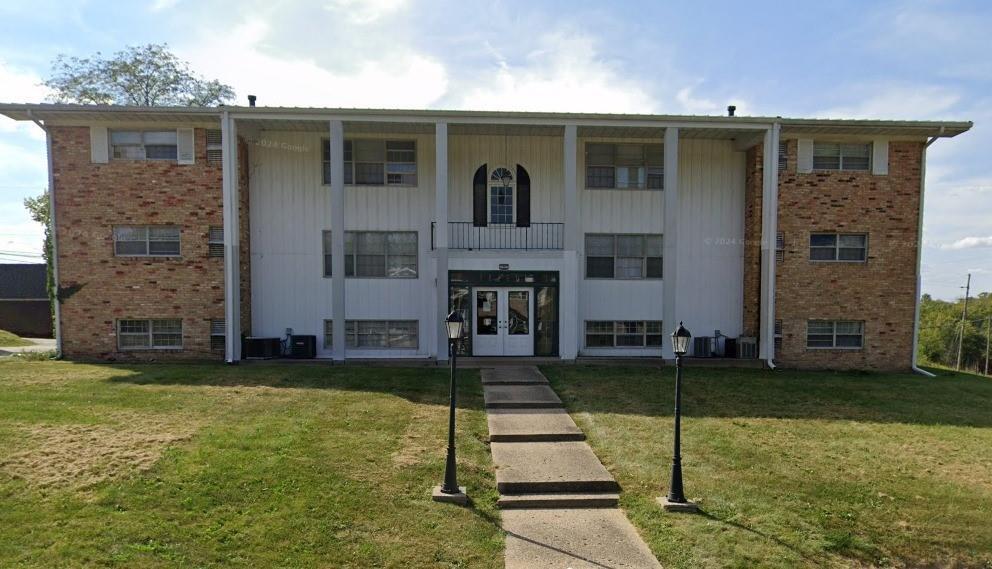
[941,236,992,250]
[815,83,961,120]
[455,29,657,113]
[323,0,407,24]
[149,0,180,12]
[176,17,447,108]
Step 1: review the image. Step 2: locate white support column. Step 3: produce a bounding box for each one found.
[221,112,242,363]
[758,123,781,362]
[434,121,450,361]
[561,124,580,359]
[661,127,679,358]
[329,119,346,361]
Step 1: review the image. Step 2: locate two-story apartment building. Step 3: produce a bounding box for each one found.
[0,103,970,370]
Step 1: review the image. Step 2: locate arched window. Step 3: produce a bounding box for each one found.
[489,167,514,225]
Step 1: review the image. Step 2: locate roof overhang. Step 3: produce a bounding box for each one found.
[0,103,972,139]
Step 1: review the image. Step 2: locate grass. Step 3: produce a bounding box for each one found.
[0,329,33,347]
[543,364,992,569]
[0,361,503,568]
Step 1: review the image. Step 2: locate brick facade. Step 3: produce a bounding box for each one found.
[743,138,923,371]
[51,126,248,360]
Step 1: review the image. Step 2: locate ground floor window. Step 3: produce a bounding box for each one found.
[118,319,183,350]
[323,319,418,349]
[585,321,663,348]
[806,320,863,349]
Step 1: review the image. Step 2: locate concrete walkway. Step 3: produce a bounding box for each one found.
[0,337,55,357]
[482,366,662,569]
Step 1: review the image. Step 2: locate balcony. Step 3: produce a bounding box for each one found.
[432,221,564,251]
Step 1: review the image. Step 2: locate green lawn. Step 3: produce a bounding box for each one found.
[0,329,33,347]
[0,361,502,568]
[543,365,992,569]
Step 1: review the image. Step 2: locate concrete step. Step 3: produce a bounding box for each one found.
[503,508,663,568]
[488,409,585,442]
[483,384,562,409]
[480,366,550,385]
[497,492,619,509]
[491,441,620,494]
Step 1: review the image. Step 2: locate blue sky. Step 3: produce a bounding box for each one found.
[0,0,989,299]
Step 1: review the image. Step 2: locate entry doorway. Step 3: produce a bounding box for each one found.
[472,287,534,356]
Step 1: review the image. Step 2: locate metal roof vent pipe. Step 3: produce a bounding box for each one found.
[727,105,736,117]
[248,95,257,107]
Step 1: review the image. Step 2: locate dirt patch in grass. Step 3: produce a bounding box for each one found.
[391,410,439,468]
[1,412,201,490]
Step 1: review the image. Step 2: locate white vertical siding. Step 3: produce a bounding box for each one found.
[674,139,745,340]
[448,135,563,223]
[577,138,744,355]
[249,130,437,357]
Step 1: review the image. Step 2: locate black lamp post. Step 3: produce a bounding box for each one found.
[660,321,698,512]
[432,310,468,505]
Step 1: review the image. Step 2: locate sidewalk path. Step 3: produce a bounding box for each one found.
[482,366,662,569]
[0,338,55,357]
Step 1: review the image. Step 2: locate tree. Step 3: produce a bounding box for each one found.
[23,193,55,332]
[44,44,234,107]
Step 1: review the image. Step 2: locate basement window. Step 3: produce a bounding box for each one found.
[806,320,863,349]
[114,225,181,257]
[118,319,183,350]
[585,321,664,348]
[110,130,178,160]
[210,319,225,351]
[812,142,871,171]
[344,320,418,349]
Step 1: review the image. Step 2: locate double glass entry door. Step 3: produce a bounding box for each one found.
[472,287,534,356]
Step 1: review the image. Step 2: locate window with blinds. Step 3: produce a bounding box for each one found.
[206,129,223,163]
[812,142,871,171]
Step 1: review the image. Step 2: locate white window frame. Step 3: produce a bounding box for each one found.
[117,318,184,350]
[806,320,864,350]
[113,225,181,257]
[109,130,179,161]
[322,231,418,279]
[322,139,418,187]
[210,319,225,351]
[489,167,516,225]
[343,320,419,349]
[584,233,663,280]
[812,142,872,172]
[585,320,664,348]
[584,142,664,190]
[206,129,223,164]
[208,226,224,257]
[809,233,868,262]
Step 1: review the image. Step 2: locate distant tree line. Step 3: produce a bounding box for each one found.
[918,292,991,374]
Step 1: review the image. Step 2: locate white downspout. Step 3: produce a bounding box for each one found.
[763,123,781,370]
[28,110,62,358]
[911,131,942,377]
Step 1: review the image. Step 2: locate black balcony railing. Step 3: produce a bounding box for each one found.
[432,222,564,250]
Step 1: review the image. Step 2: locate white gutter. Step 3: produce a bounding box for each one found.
[28,109,62,358]
[911,131,943,377]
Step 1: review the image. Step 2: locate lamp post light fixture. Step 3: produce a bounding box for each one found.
[659,321,698,512]
[432,310,468,505]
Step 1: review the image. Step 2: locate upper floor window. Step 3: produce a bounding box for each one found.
[585,143,663,190]
[812,142,870,171]
[110,130,178,160]
[323,230,418,278]
[807,320,863,349]
[322,139,417,186]
[585,234,663,279]
[809,233,867,262]
[490,167,514,225]
[114,225,180,257]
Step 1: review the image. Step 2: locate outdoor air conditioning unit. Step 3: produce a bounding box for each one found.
[243,337,281,359]
[288,335,316,359]
[737,337,758,359]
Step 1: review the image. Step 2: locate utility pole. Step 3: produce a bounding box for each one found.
[984,316,990,376]
[956,273,970,371]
